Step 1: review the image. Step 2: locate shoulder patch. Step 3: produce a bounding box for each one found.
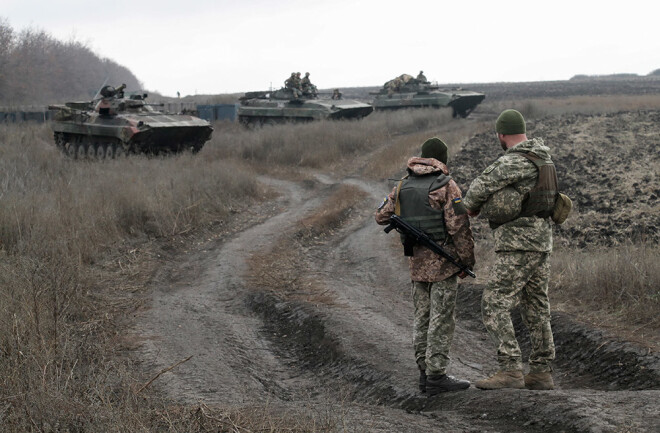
[452,197,468,215]
[377,197,388,210]
[483,162,499,174]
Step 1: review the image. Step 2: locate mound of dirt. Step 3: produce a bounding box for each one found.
[451,110,660,247]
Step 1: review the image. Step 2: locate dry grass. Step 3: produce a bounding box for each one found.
[0,122,264,431]
[147,403,338,432]
[362,118,491,180]
[1,90,659,429]
[551,244,660,347]
[209,108,457,171]
[481,94,660,119]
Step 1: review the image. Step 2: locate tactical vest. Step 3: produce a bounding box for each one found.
[513,151,559,219]
[395,173,451,255]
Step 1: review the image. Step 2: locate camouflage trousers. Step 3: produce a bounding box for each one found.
[482,251,555,373]
[412,276,458,376]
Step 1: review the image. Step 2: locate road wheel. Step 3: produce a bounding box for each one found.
[66,142,78,159]
[87,143,97,159]
[54,133,66,151]
[96,143,107,159]
[104,143,115,159]
[76,143,87,159]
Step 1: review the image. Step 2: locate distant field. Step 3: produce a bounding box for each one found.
[333,75,660,102]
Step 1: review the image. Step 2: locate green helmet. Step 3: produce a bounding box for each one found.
[481,186,522,224]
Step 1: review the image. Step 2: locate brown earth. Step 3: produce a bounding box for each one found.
[134,111,659,432]
[452,110,660,247]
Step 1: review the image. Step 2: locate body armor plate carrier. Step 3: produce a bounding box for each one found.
[395,173,451,256]
[515,151,559,219]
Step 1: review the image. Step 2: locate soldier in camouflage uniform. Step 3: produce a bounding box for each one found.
[376,138,475,396]
[285,72,302,98]
[284,72,296,88]
[301,72,317,96]
[463,109,557,391]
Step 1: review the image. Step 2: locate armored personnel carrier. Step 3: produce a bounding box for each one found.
[48,84,213,158]
[237,87,373,125]
[371,74,485,117]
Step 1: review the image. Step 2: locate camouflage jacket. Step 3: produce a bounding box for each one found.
[376,157,475,282]
[463,138,553,252]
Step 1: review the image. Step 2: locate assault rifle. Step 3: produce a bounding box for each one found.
[384,215,476,278]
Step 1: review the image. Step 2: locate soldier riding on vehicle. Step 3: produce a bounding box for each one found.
[285,72,303,98]
[301,72,318,97]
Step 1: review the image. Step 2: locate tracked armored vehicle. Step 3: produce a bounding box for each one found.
[48,84,213,158]
[371,74,485,118]
[237,87,373,125]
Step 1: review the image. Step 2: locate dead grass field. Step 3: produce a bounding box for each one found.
[0,123,265,431]
[551,244,659,345]
[1,85,659,430]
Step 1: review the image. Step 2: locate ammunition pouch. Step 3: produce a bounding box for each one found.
[551,193,572,224]
[516,152,558,219]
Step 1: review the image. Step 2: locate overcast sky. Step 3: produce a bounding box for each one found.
[4,0,659,97]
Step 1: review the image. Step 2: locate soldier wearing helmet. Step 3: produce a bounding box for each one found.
[301,72,317,97]
[285,72,302,98]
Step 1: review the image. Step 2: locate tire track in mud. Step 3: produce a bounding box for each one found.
[136,173,659,432]
[249,174,659,432]
[137,177,328,405]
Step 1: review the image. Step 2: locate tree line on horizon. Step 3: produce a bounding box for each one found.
[0,18,142,107]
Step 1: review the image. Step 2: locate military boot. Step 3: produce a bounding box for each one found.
[475,370,525,390]
[524,372,554,390]
[426,374,470,396]
[419,369,427,393]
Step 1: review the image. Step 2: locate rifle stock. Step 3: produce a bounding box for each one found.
[384,215,476,278]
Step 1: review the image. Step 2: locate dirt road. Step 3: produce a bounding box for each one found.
[136,113,659,432]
